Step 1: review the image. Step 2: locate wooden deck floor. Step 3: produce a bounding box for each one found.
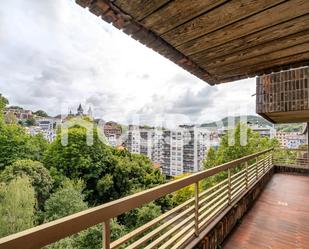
[223,173,309,249]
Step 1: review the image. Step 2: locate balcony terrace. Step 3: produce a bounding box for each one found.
[0,147,308,249]
[1,1,308,248]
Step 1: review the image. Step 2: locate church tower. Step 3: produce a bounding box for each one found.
[77,104,84,116]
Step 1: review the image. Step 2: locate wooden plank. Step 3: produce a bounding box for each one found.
[113,0,170,21]
[203,31,309,70]
[141,0,228,34]
[190,15,309,63]
[215,51,309,81]
[162,0,286,47]
[267,110,309,123]
[176,0,309,55]
[222,174,309,249]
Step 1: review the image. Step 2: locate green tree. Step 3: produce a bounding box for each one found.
[121,202,162,230]
[0,93,8,112]
[204,123,276,167]
[44,123,165,204]
[202,123,277,188]
[26,134,49,162]
[25,117,36,127]
[0,160,53,208]
[0,124,48,170]
[74,220,126,249]
[203,147,217,169]
[0,177,36,237]
[171,173,203,206]
[44,180,87,222]
[135,202,162,227]
[34,110,49,117]
[0,94,9,126]
[0,124,30,168]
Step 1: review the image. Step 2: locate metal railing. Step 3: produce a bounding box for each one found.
[273,147,309,169]
[0,148,273,249]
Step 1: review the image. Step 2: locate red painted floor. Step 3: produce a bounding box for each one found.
[223,173,309,249]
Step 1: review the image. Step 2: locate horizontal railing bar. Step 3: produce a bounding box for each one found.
[199,201,229,229]
[199,184,228,206]
[110,197,194,248]
[126,206,195,249]
[158,221,195,249]
[231,171,245,183]
[232,178,246,190]
[170,229,195,249]
[231,168,245,179]
[143,214,195,249]
[199,179,228,200]
[199,189,229,215]
[231,185,246,199]
[231,182,246,196]
[199,195,229,221]
[0,148,272,249]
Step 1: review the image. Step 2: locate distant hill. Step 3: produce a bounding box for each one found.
[201,115,273,128]
[275,123,304,132]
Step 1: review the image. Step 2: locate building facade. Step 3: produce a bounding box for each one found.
[103,121,122,147]
[276,131,306,149]
[126,126,219,176]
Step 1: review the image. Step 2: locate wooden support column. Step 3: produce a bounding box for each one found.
[307,122,309,168]
[245,162,248,189]
[228,169,231,204]
[256,157,259,180]
[103,220,110,249]
[194,182,199,236]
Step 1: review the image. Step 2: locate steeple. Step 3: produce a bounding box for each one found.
[77,104,84,116]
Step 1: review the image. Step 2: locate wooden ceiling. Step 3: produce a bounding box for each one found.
[76,0,309,85]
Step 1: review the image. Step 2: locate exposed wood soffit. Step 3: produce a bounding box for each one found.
[75,0,217,85]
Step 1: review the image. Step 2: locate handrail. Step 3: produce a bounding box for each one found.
[0,148,273,249]
[273,147,308,168]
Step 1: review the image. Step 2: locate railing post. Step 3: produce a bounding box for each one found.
[194,181,199,236]
[245,161,248,188]
[256,157,259,180]
[103,220,110,249]
[228,169,231,204]
[307,122,309,168]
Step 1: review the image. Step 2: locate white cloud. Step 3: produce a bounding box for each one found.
[0,0,256,124]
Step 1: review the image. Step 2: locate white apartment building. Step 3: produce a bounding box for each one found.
[126,125,219,176]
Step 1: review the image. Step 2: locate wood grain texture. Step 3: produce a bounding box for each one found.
[198,30,309,70]
[215,51,309,81]
[162,0,286,47]
[208,42,309,74]
[223,174,309,249]
[177,0,309,55]
[189,15,309,62]
[77,0,309,84]
[141,0,228,34]
[114,0,170,21]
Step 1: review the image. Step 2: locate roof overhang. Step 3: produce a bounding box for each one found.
[76,0,309,85]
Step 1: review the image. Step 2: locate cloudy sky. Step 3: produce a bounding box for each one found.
[0,0,256,126]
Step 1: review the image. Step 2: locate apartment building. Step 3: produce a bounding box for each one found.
[103,121,122,147]
[276,131,306,149]
[126,125,219,176]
